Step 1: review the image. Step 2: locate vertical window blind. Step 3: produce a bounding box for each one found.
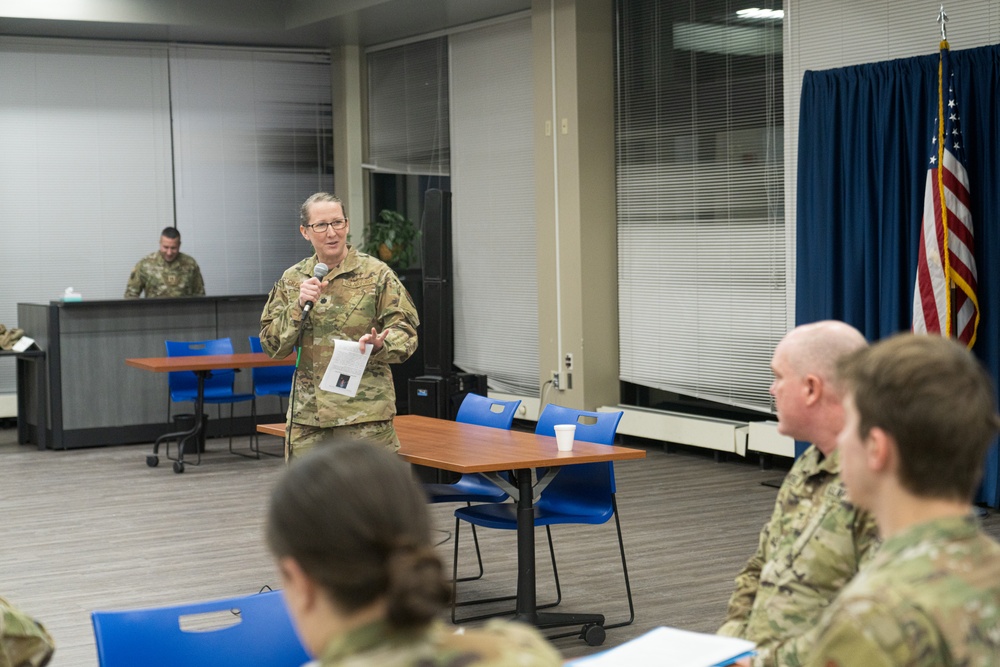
[449,18,539,396]
[367,37,450,176]
[0,38,174,395]
[169,46,333,295]
[615,0,786,413]
[366,21,538,396]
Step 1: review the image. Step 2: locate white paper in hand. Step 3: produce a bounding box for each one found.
[319,339,373,397]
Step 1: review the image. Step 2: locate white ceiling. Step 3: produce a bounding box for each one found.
[0,0,531,49]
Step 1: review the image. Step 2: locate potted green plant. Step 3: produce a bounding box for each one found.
[362,209,419,270]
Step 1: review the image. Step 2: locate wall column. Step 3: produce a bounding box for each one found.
[331,45,366,243]
[533,0,618,411]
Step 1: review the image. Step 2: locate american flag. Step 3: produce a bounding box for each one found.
[912,40,980,348]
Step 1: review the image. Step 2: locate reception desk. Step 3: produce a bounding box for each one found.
[17,295,284,449]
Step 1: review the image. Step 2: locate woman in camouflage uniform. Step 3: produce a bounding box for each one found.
[266,441,561,667]
[259,193,419,459]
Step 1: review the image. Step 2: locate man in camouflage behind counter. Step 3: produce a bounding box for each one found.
[124,226,205,298]
[717,321,881,666]
[259,193,418,460]
[805,334,1000,666]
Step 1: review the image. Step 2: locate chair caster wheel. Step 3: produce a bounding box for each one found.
[146,456,159,468]
[582,624,606,646]
[173,461,185,474]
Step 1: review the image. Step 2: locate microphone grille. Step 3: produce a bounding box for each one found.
[313,263,330,280]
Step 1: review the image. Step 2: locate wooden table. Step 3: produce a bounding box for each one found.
[127,353,294,472]
[258,414,646,637]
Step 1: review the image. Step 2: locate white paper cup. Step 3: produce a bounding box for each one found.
[554,424,576,451]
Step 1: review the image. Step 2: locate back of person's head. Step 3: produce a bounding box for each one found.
[837,333,1000,501]
[160,226,181,240]
[266,440,449,628]
[299,192,346,226]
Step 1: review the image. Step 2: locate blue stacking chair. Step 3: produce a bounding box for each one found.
[91,590,309,667]
[248,336,294,410]
[453,405,634,630]
[165,338,257,460]
[423,393,520,598]
[248,336,294,457]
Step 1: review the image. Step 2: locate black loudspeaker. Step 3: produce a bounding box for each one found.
[422,189,453,376]
[408,375,447,419]
[407,375,459,484]
[422,280,452,376]
[446,373,488,420]
[422,189,452,281]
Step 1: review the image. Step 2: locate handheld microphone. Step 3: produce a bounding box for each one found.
[301,262,329,316]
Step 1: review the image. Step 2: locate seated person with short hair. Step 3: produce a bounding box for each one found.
[718,321,880,666]
[124,226,205,298]
[806,333,1000,666]
[265,440,562,667]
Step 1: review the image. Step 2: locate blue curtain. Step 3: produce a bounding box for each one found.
[797,44,1000,506]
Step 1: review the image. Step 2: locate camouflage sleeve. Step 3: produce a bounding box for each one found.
[718,522,769,637]
[191,263,206,296]
[259,278,303,359]
[124,261,144,298]
[749,509,882,667]
[805,597,925,667]
[853,509,882,567]
[752,615,821,667]
[0,597,55,667]
[371,269,419,366]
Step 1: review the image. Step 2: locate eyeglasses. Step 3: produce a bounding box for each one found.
[304,219,348,233]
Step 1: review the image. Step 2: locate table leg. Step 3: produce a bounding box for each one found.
[148,371,206,473]
[511,468,606,638]
[513,467,537,622]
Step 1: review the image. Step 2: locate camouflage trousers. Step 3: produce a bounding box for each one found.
[285,419,399,461]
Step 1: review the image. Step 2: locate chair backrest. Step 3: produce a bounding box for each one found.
[248,336,294,395]
[534,404,622,446]
[535,405,624,514]
[91,590,310,667]
[165,338,236,396]
[455,393,521,430]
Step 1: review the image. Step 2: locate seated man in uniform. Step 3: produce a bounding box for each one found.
[124,226,205,298]
[806,333,1000,666]
[718,321,881,666]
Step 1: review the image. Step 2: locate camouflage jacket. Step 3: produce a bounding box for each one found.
[0,596,54,667]
[259,247,418,428]
[316,619,561,667]
[717,446,881,667]
[807,515,1000,667]
[124,251,205,298]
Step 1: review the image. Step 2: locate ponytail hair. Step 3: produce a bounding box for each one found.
[266,440,450,628]
[385,542,451,628]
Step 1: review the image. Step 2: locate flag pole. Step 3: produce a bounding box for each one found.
[937,6,960,337]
